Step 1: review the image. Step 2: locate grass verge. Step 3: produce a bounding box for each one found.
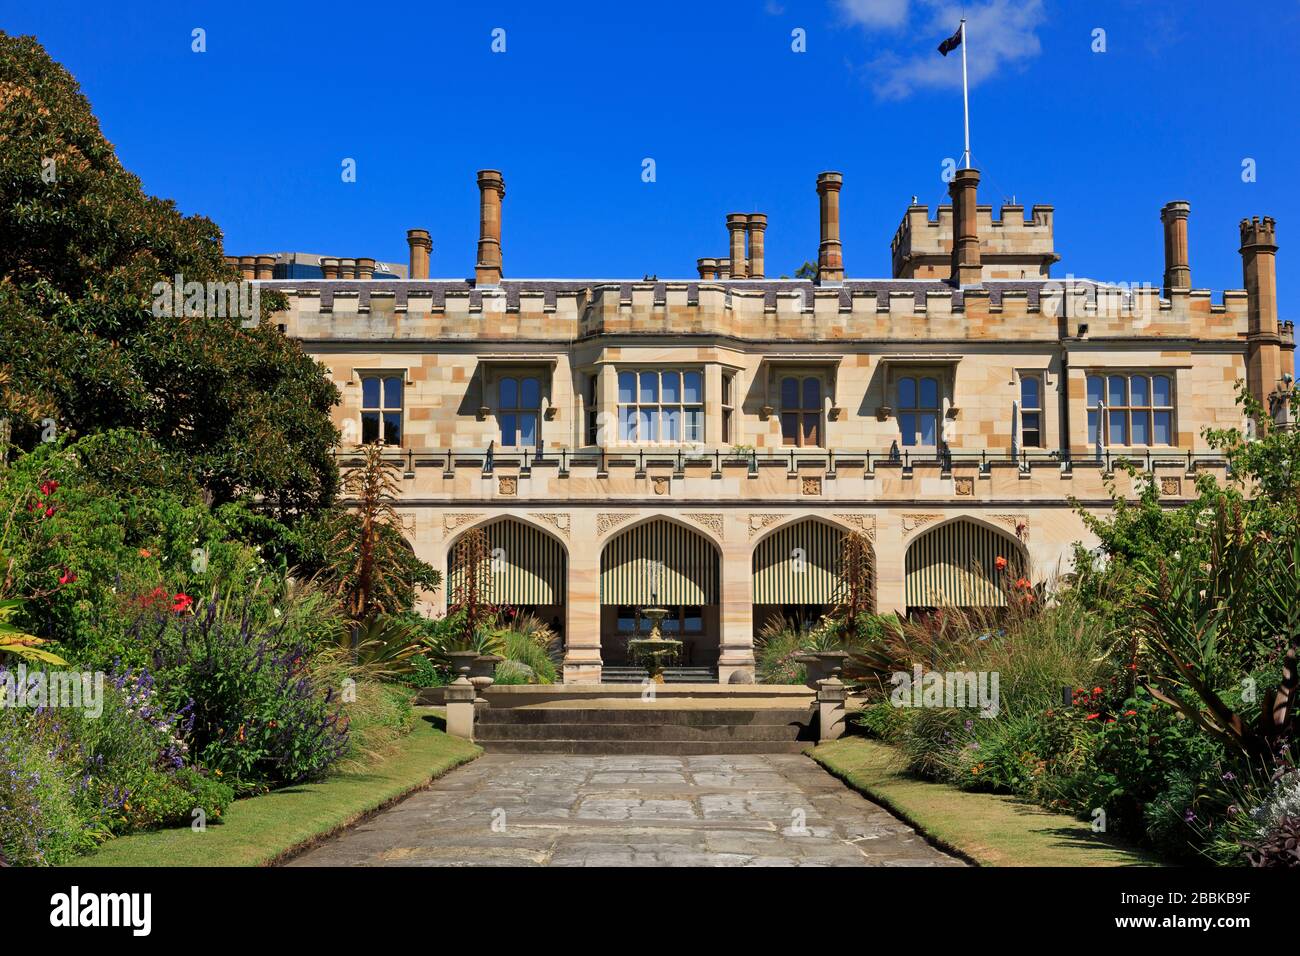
[811,737,1163,867]
[69,711,480,867]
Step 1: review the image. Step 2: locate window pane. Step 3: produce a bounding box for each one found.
[1086,376,1103,407]
[1108,410,1127,444]
[361,376,380,408]
[619,406,637,441]
[1153,411,1172,444]
[685,408,703,443]
[521,377,540,408]
[684,608,703,632]
[781,377,799,408]
[639,372,658,403]
[920,413,937,446]
[662,407,680,441]
[898,377,916,409]
[361,411,380,444]
[1087,409,1098,445]
[661,372,680,403]
[499,377,518,409]
[900,412,917,446]
[519,413,537,447]
[1131,411,1149,445]
[1129,375,1148,407]
[920,377,939,408]
[781,412,799,446]
[639,407,657,441]
[618,372,635,403]
[1153,375,1171,406]
[683,372,702,403]
[722,375,733,406]
[1023,412,1041,445]
[803,413,820,447]
[383,377,403,409]
[721,408,731,443]
[500,414,516,446]
[1020,375,1040,409]
[803,378,821,409]
[382,411,401,446]
[1108,375,1126,407]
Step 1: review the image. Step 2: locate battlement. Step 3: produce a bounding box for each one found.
[264,277,1251,345]
[1240,215,1278,248]
[891,203,1058,280]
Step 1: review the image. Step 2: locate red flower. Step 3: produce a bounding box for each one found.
[1093,687,1103,695]
[172,593,193,614]
[40,480,59,497]
[1125,709,1137,717]
[138,548,152,558]
[1085,713,1100,720]
[44,506,55,518]
[58,569,76,585]
[994,556,1008,571]
[1015,577,1032,590]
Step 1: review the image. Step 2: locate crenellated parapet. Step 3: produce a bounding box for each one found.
[891,203,1058,280]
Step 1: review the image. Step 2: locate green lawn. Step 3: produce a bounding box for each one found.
[70,712,480,867]
[811,737,1164,867]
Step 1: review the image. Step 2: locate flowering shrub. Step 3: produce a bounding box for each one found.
[143,597,349,792]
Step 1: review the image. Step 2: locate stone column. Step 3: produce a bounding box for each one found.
[1160,200,1191,296]
[817,677,847,741]
[747,213,767,279]
[597,364,618,447]
[407,228,432,279]
[1241,216,1283,409]
[475,169,505,285]
[716,511,756,683]
[948,167,982,286]
[564,510,603,682]
[704,363,723,446]
[444,678,477,740]
[874,511,906,614]
[816,172,844,283]
[727,214,749,278]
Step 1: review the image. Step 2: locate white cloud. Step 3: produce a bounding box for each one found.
[835,0,912,29]
[841,0,1046,100]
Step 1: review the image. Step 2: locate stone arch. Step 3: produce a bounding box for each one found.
[750,515,877,628]
[903,516,1027,610]
[445,514,569,618]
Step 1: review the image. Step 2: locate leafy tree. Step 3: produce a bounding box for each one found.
[0,32,339,514]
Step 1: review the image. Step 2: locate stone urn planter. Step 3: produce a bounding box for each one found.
[794,650,850,690]
[445,651,480,681]
[469,654,503,703]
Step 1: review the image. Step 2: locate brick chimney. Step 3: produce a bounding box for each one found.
[407,229,431,279]
[697,257,718,280]
[253,255,275,280]
[747,213,767,279]
[948,168,982,286]
[1240,216,1283,407]
[320,257,340,279]
[816,172,844,283]
[356,257,376,280]
[476,169,505,285]
[238,256,256,280]
[1160,200,1191,296]
[727,214,749,278]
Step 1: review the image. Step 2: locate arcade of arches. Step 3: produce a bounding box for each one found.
[440,511,1043,683]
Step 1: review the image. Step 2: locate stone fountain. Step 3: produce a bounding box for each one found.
[625,562,682,683]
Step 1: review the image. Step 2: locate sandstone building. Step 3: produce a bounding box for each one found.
[231,167,1295,683]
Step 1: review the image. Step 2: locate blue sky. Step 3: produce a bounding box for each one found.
[7,1,1298,312]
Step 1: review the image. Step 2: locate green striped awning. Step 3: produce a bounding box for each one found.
[905,520,1021,608]
[752,521,848,604]
[600,519,719,605]
[448,519,566,605]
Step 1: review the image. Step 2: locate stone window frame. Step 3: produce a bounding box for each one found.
[1085,370,1176,448]
[356,370,406,446]
[615,367,706,446]
[1018,371,1045,448]
[896,372,943,449]
[779,374,824,448]
[483,363,554,451]
[497,374,542,449]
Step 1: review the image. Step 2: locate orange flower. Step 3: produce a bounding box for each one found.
[1015,577,1032,590]
[994,556,1008,571]
[138,548,152,558]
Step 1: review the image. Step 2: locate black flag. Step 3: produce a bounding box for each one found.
[937,23,963,56]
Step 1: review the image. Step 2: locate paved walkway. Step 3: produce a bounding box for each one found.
[288,753,963,867]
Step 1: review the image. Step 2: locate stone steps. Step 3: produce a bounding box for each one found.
[475,705,816,754]
[600,666,718,684]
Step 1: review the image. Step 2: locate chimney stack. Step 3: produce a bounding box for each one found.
[238,256,256,280]
[339,257,357,280]
[406,229,431,280]
[254,255,275,280]
[320,257,340,279]
[948,167,982,286]
[356,257,376,280]
[816,172,844,283]
[718,258,732,279]
[747,213,767,279]
[1160,200,1191,296]
[726,214,749,278]
[697,257,718,280]
[1240,216,1283,407]
[476,169,505,285]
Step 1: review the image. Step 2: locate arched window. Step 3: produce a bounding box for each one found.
[780,376,822,447]
[898,375,939,447]
[499,376,540,447]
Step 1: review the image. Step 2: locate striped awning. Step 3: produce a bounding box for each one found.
[448,519,565,605]
[753,521,849,604]
[905,520,1021,608]
[600,519,718,605]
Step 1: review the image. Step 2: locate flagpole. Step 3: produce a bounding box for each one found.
[960,18,970,168]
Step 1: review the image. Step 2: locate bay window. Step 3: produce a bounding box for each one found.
[617,369,704,444]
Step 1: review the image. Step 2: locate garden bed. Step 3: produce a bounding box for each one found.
[811,737,1163,867]
[68,712,479,867]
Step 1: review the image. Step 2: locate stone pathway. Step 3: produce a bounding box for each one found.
[288,753,963,867]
